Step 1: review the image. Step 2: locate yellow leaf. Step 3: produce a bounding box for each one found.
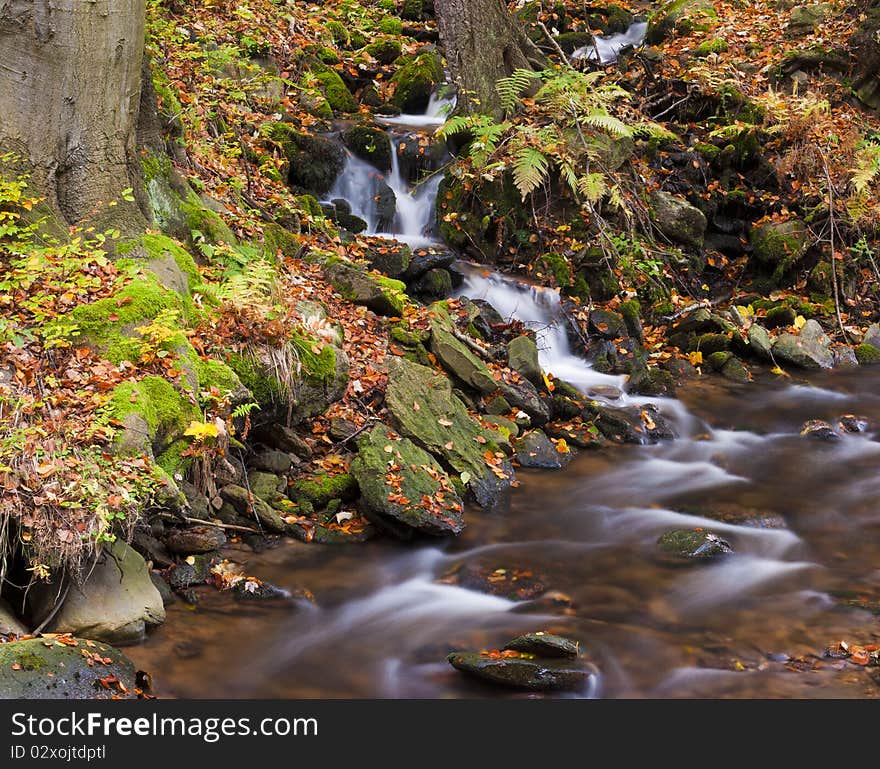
[184,420,219,440]
[554,438,570,454]
[541,372,555,392]
[794,315,806,329]
[688,351,703,366]
[770,366,790,377]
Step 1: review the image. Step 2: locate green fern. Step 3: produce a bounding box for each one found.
[496,69,541,116]
[577,173,607,203]
[580,112,632,138]
[512,147,549,200]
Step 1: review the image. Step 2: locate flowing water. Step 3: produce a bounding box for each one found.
[127,88,880,700]
[571,21,648,64]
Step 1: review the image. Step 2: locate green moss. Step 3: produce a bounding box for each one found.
[180,199,236,246]
[263,222,301,259]
[195,358,243,394]
[156,439,193,477]
[141,233,202,292]
[311,63,358,113]
[553,31,593,55]
[400,0,423,21]
[378,16,404,34]
[365,36,404,65]
[694,38,729,57]
[749,221,807,270]
[374,275,409,315]
[390,52,444,112]
[291,330,340,381]
[289,472,357,508]
[228,351,283,406]
[326,20,349,45]
[14,652,47,671]
[855,343,880,365]
[531,252,572,288]
[295,194,326,218]
[317,46,340,64]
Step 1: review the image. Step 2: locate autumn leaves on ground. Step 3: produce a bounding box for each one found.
[3,0,880,696]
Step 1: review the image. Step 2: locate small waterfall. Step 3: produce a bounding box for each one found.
[572,21,648,64]
[453,265,627,395]
[376,90,457,129]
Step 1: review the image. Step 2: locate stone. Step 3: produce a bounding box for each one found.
[749,218,809,267]
[323,260,407,317]
[251,449,293,475]
[168,555,213,591]
[650,190,707,250]
[513,430,566,469]
[131,528,174,569]
[254,424,313,458]
[247,470,284,502]
[364,242,411,279]
[800,419,839,440]
[588,308,627,340]
[328,417,359,442]
[589,402,674,444]
[412,268,453,299]
[764,305,797,329]
[485,395,512,415]
[0,597,27,636]
[657,529,734,559]
[500,378,551,426]
[545,420,604,449]
[341,124,393,172]
[220,484,286,533]
[506,335,543,386]
[149,571,175,606]
[746,324,773,359]
[385,358,515,507]
[503,632,579,658]
[0,637,139,699]
[481,415,519,439]
[772,319,833,368]
[864,323,880,349]
[720,356,750,383]
[788,4,829,36]
[164,525,227,555]
[351,425,464,535]
[447,651,594,691]
[834,346,860,368]
[429,320,497,393]
[232,579,290,601]
[855,343,880,365]
[401,248,457,283]
[33,541,165,645]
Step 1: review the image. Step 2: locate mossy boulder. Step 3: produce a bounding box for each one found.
[590,4,635,34]
[400,0,424,21]
[412,268,454,299]
[323,259,409,317]
[589,308,627,340]
[289,472,358,508]
[513,429,566,469]
[746,324,773,359]
[351,425,464,536]
[749,218,809,269]
[364,242,412,279]
[263,222,302,258]
[311,62,358,112]
[263,123,346,195]
[693,37,729,57]
[772,319,833,369]
[378,16,404,34]
[365,36,404,65]
[553,31,593,55]
[788,4,830,37]
[855,343,880,365]
[429,318,498,393]
[385,357,515,507]
[650,190,707,250]
[647,0,716,44]
[0,637,139,699]
[507,335,543,386]
[390,51,444,113]
[342,124,393,172]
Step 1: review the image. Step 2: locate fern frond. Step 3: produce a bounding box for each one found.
[496,69,541,115]
[850,144,880,196]
[581,112,632,138]
[577,173,607,203]
[512,147,549,200]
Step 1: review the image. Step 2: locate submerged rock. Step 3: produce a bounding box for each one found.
[503,632,579,658]
[437,561,547,601]
[0,637,140,699]
[800,419,839,441]
[658,529,734,560]
[447,651,593,691]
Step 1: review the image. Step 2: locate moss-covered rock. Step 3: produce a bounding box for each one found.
[693,37,729,57]
[411,268,453,299]
[400,0,424,21]
[590,4,635,34]
[378,16,404,34]
[289,472,357,508]
[647,0,716,44]
[657,529,734,559]
[749,218,809,270]
[263,123,346,195]
[447,651,593,691]
[390,52,444,113]
[0,637,139,699]
[855,343,880,365]
[341,124,393,172]
[310,62,358,112]
[365,36,404,64]
[263,222,302,259]
[650,190,707,250]
[514,429,567,469]
[323,259,409,316]
[429,317,498,393]
[351,425,464,535]
[553,31,594,55]
[385,357,515,507]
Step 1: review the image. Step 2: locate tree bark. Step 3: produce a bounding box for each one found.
[0,0,148,230]
[435,0,544,116]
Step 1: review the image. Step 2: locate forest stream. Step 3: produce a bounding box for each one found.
[127,87,880,698]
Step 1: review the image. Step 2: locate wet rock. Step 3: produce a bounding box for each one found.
[834,346,860,368]
[180,480,211,520]
[661,358,698,382]
[485,394,512,415]
[412,268,453,299]
[131,528,174,569]
[364,241,412,279]
[167,554,213,591]
[482,415,519,440]
[220,484,286,533]
[0,637,139,699]
[275,128,345,196]
[590,402,674,444]
[772,320,833,369]
[213,455,246,486]
[395,131,448,183]
[351,425,464,535]
[855,343,880,365]
[588,308,627,340]
[328,417,359,443]
[764,305,797,329]
[506,335,543,386]
[619,299,644,343]
[503,632,579,658]
[447,652,593,691]
[429,320,497,393]
[149,571,175,606]
[716,354,750,383]
[650,190,707,250]
[165,525,227,555]
[401,248,456,283]
[341,124,392,172]
[513,430,567,469]
[322,200,368,234]
[838,414,869,433]
[438,561,546,600]
[254,424,313,459]
[749,218,808,268]
[693,332,731,354]
[746,324,773,360]
[288,472,357,508]
[390,51,444,113]
[385,358,514,507]
[247,470,284,502]
[800,419,839,441]
[658,529,734,560]
[231,579,290,601]
[0,597,27,636]
[251,449,293,475]
[545,420,604,449]
[323,260,407,317]
[30,541,165,645]
[500,378,551,426]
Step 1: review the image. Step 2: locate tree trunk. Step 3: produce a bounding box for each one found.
[0,0,148,230]
[435,0,543,116]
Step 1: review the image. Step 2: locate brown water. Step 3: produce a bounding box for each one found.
[128,367,880,699]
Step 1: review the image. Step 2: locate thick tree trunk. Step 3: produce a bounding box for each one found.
[0,0,147,229]
[435,0,543,116]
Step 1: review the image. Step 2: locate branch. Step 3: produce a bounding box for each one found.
[538,21,570,67]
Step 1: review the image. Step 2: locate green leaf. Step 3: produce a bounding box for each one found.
[512,147,549,200]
